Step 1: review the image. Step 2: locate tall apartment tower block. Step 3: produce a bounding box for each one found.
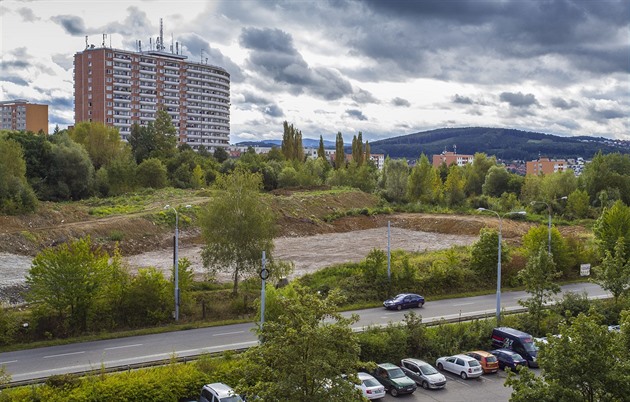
[74,42,230,151]
[0,100,49,134]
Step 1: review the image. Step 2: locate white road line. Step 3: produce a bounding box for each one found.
[43,351,85,359]
[212,331,245,337]
[452,302,475,306]
[480,375,497,382]
[104,343,143,351]
[0,360,17,364]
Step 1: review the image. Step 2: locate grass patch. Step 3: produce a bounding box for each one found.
[20,231,38,243]
[107,230,124,241]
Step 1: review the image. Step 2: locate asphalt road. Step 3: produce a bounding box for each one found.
[0,282,607,383]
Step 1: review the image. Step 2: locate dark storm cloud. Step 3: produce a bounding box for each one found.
[178,34,244,82]
[49,112,73,126]
[551,97,579,110]
[345,109,367,121]
[2,76,29,86]
[50,97,74,109]
[391,97,411,107]
[453,94,474,105]
[51,15,87,35]
[0,60,30,70]
[499,92,539,108]
[262,104,284,117]
[17,8,39,22]
[589,107,626,120]
[351,88,379,104]
[239,27,353,100]
[238,91,284,117]
[336,0,629,85]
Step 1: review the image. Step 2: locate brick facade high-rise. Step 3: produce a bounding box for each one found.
[0,100,49,134]
[74,45,230,151]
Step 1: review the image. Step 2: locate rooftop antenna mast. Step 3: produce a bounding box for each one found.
[159,18,164,51]
[171,33,174,53]
[102,33,107,47]
[85,35,88,49]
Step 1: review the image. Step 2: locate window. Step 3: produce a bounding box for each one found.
[88,54,92,59]
[106,61,112,66]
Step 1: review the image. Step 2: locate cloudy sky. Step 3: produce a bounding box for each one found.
[1,0,628,144]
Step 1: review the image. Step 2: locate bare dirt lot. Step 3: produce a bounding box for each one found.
[0,190,589,304]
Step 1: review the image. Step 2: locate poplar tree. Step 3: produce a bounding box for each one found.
[357,131,364,166]
[335,132,345,169]
[317,135,325,159]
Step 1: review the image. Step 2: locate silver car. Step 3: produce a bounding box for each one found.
[400,358,447,389]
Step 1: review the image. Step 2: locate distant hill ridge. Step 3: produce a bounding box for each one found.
[236,127,629,160]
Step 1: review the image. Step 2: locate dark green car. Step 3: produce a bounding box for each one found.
[372,363,417,397]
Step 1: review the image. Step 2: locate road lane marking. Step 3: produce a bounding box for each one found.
[213,331,245,337]
[452,302,475,306]
[0,360,17,364]
[104,343,143,351]
[43,351,85,359]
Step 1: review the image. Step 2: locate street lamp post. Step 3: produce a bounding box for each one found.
[477,208,526,325]
[531,197,567,255]
[164,204,191,321]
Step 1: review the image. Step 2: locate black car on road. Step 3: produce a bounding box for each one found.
[383,293,425,310]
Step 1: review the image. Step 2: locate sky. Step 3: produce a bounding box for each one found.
[1,0,629,144]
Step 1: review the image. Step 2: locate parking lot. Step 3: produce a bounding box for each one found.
[381,368,536,402]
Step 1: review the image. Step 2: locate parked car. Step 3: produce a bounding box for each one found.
[372,363,417,397]
[400,358,447,389]
[435,354,483,379]
[465,350,499,374]
[491,348,527,372]
[608,324,621,332]
[199,383,243,402]
[355,372,386,400]
[491,327,539,367]
[383,293,425,310]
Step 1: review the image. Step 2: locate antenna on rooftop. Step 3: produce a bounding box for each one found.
[159,18,164,51]
[149,37,152,50]
[139,40,142,52]
[176,41,179,55]
[102,33,107,47]
[85,35,88,49]
[171,32,174,53]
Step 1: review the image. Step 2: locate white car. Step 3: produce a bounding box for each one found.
[199,383,244,402]
[436,354,483,379]
[355,372,386,400]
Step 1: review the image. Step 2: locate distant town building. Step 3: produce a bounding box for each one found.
[73,25,230,152]
[526,157,567,175]
[432,149,474,168]
[368,153,385,170]
[0,99,49,134]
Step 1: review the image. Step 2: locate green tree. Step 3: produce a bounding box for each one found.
[128,123,153,163]
[0,137,38,214]
[200,168,276,294]
[105,146,137,196]
[470,228,510,279]
[593,200,630,262]
[334,132,345,169]
[151,109,178,159]
[136,157,168,189]
[213,146,229,163]
[239,286,363,402]
[444,164,466,207]
[69,121,122,170]
[580,151,630,206]
[317,135,325,159]
[521,225,570,276]
[565,189,591,219]
[46,133,95,201]
[379,157,409,202]
[26,237,109,333]
[507,313,630,402]
[122,267,172,327]
[540,170,577,202]
[593,238,630,303]
[482,165,511,197]
[464,152,496,196]
[407,153,432,202]
[518,246,561,335]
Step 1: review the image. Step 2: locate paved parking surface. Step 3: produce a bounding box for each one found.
[381,368,536,402]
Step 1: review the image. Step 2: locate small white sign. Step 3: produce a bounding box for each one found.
[580,263,591,276]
